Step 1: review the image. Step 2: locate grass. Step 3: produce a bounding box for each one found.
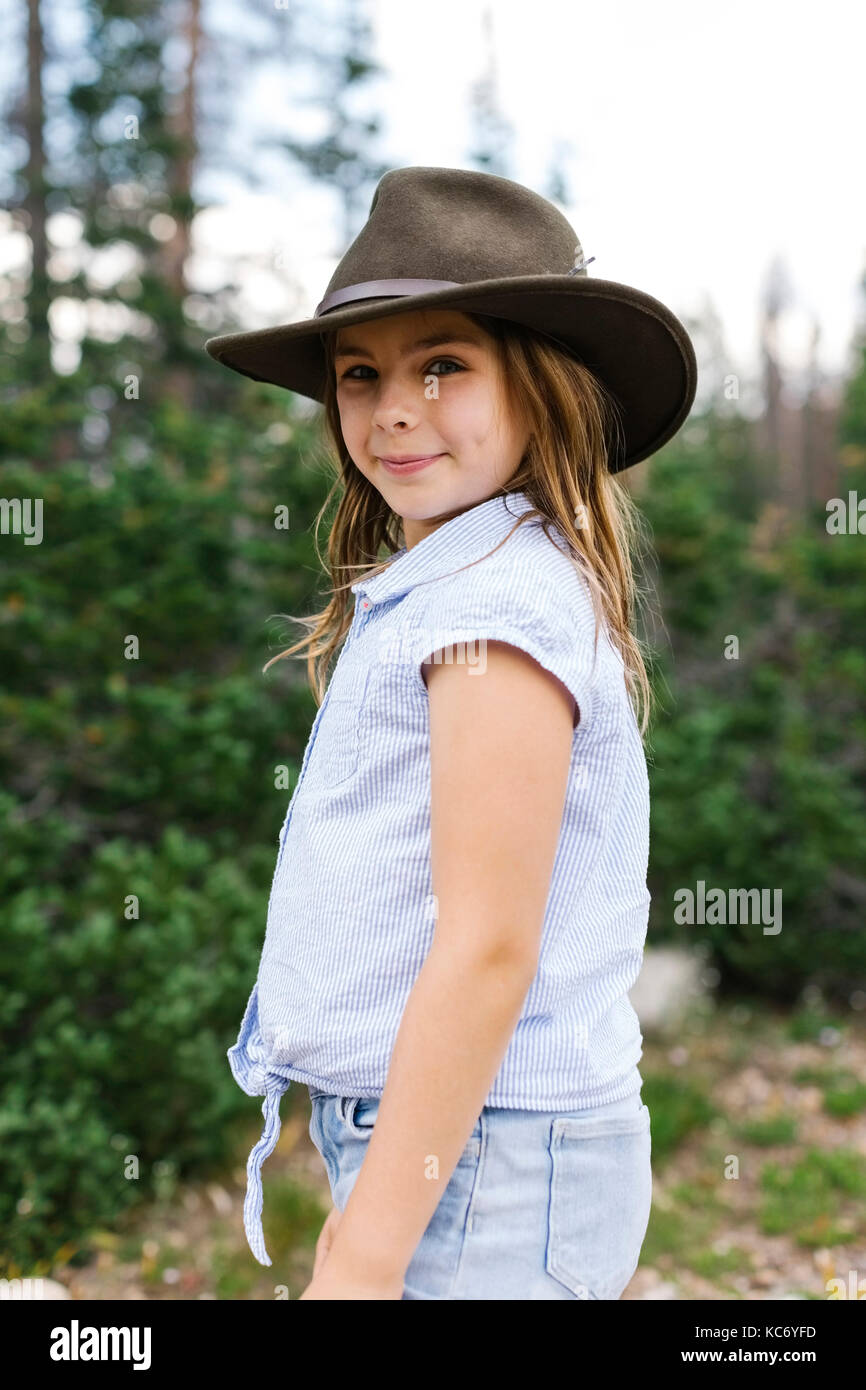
[632,996,866,1297]
[733,1115,799,1145]
[793,1065,866,1116]
[786,1008,848,1043]
[823,1080,866,1117]
[208,1175,329,1299]
[640,1073,718,1162]
[759,1149,866,1247]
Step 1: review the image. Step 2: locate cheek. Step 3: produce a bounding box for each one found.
[440,384,498,443]
[337,396,366,444]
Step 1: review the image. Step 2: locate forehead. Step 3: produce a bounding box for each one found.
[333,308,489,358]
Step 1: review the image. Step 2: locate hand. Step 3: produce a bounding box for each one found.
[300,1204,404,1299]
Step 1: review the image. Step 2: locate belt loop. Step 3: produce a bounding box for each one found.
[242,1074,291,1267]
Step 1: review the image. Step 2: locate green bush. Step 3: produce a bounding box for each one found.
[0,413,330,1271]
[1,826,275,1270]
[641,433,866,1002]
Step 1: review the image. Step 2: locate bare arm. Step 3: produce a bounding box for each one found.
[321,638,576,1288]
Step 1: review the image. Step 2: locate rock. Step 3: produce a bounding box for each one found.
[629,947,706,1034]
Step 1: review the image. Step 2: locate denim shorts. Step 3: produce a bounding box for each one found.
[307,1085,652,1300]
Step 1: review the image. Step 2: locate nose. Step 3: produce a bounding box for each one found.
[370,371,425,432]
[372,402,416,432]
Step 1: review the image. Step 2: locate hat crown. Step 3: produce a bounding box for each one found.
[322,166,588,299]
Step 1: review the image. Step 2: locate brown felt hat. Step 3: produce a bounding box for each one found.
[205,166,697,472]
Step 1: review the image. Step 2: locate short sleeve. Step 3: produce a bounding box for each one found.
[404,562,602,734]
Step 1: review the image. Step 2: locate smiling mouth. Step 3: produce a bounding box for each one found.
[376,453,446,477]
[379,454,442,463]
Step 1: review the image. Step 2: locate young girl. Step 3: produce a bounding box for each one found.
[206,165,697,1300]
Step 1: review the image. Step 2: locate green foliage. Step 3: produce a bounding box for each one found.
[640,416,866,1002]
[786,1009,847,1043]
[791,1064,866,1113]
[638,1073,717,1163]
[734,1115,798,1146]
[823,1081,866,1118]
[0,395,332,1271]
[759,1148,866,1245]
[1,826,271,1270]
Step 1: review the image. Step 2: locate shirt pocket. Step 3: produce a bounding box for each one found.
[314,657,371,786]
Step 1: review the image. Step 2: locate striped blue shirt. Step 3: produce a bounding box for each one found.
[228,488,651,1264]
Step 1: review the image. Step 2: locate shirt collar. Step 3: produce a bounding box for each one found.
[350,489,538,604]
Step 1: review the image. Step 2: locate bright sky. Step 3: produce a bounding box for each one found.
[192,0,866,410]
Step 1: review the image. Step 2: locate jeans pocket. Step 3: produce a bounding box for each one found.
[341,1094,379,1138]
[545,1101,652,1300]
[341,1095,483,1158]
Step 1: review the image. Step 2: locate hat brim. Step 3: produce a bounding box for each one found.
[204,275,697,471]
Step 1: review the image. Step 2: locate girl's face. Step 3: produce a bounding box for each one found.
[333,308,530,548]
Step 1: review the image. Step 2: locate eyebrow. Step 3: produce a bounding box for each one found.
[333,332,484,362]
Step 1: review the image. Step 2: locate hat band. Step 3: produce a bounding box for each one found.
[314,278,461,317]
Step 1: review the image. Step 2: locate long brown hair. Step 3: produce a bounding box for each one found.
[263,310,657,738]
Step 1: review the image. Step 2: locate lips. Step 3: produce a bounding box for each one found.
[378,452,444,476]
[379,454,440,464]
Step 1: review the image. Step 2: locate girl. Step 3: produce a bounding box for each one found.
[205,166,697,1300]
